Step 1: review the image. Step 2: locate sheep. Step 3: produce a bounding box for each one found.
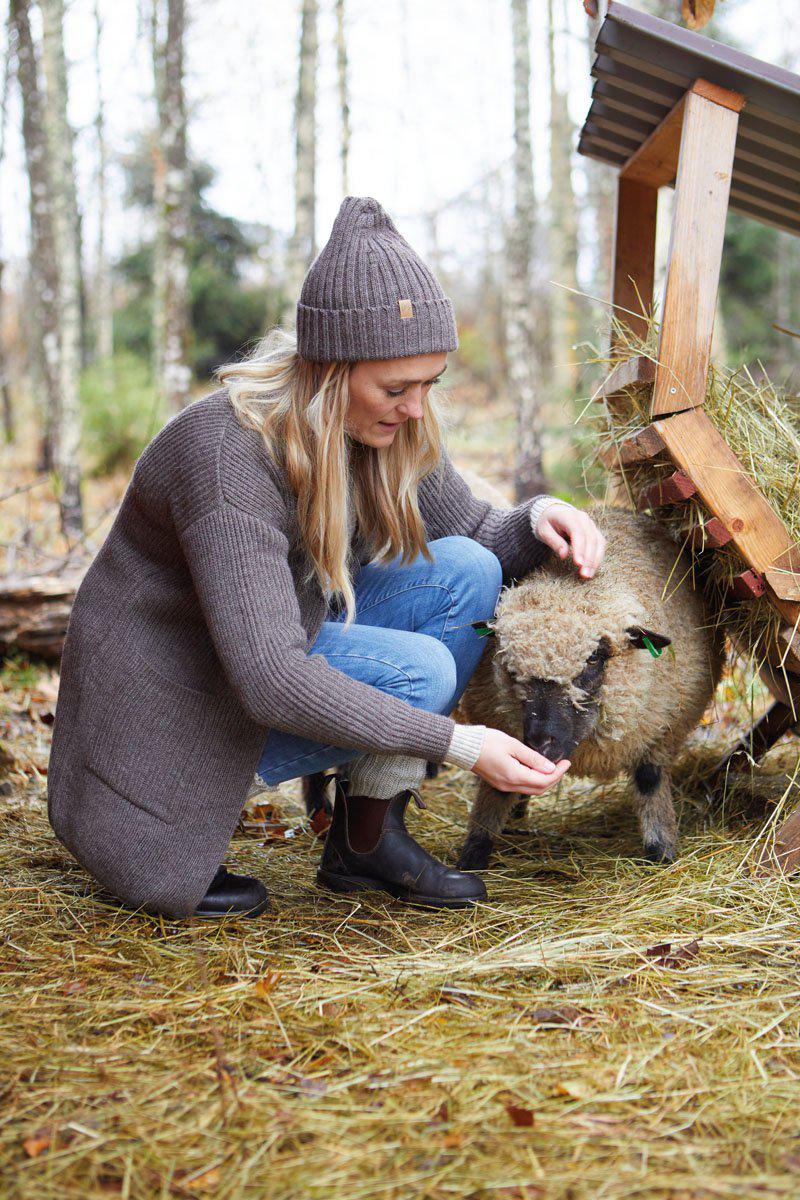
[455,503,726,871]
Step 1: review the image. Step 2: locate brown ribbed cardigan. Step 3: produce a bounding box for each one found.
[47,388,551,917]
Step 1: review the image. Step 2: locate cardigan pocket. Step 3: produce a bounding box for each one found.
[78,631,218,826]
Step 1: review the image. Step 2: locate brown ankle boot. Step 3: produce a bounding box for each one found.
[316,778,487,908]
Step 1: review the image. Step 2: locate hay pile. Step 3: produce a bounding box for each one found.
[4,648,800,1199]
[586,318,800,684]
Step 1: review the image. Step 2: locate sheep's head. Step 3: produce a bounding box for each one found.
[488,570,671,762]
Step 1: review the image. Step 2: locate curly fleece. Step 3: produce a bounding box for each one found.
[467,504,726,781]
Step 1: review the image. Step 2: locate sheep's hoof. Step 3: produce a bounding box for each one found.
[457,831,494,871]
[642,839,678,865]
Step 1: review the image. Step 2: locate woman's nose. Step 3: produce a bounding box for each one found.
[397,387,424,419]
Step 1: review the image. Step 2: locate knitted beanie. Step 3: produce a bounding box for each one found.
[296,195,459,362]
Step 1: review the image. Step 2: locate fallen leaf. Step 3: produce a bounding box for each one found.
[504,1101,535,1128]
[172,1166,220,1193]
[645,939,701,968]
[583,0,599,16]
[309,808,331,837]
[681,0,715,29]
[255,971,280,997]
[442,1132,463,1148]
[527,1004,591,1026]
[23,1130,52,1158]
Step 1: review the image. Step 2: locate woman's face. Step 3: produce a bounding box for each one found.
[345,352,448,447]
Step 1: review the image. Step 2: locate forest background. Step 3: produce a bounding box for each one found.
[2,0,799,552]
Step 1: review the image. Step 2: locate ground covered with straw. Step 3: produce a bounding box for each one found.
[3,648,800,1199]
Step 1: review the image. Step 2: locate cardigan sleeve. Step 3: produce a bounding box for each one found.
[417,447,555,585]
[176,501,457,763]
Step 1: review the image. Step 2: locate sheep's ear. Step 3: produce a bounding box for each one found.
[625,626,671,652]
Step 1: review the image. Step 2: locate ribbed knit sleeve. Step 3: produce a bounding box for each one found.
[177,502,457,762]
[417,448,554,585]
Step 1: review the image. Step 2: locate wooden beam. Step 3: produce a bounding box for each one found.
[637,470,697,510]
[610,178,657,349]
[651,87,743,418]
[688,517,732,551]
[729,570,766,600]
[599,424,666,470]
[652,407,800,632]
[620,93,687,188]
[595,355,656,401]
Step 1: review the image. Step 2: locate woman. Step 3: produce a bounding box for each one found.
[47,195,605,920]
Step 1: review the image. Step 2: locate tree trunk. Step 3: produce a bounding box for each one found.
[584,4,615,311]
[0,39,13,444]
[41,0,84,537]
[286,0,318,323]
[547,0,581,393]
[507,0,550,501]
[93,0,113,363]
[10,0,61,472]
[152,0,191,410]
[335,0,350,197]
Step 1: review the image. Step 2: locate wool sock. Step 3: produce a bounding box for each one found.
[343,753,427,853]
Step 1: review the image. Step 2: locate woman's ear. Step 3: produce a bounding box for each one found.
[624,626,672,652]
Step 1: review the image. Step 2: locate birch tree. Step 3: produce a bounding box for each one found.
[152,0,190,410]
[584,3,614,308]
[335,0,350,196]
[93,0,113,362]
[547,0,580,392]
[10,0,60,469]
[507,0,550,500]
[41,0,84,535]
[0,33,12,443]
[286,0,318,317]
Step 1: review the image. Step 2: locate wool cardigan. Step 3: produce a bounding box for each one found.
[47,387,553,918]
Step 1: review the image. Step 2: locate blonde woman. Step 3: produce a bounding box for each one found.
[47,196,605,920]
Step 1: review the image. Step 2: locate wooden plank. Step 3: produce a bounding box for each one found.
[637,469,697,510]
[730,570,766,600]
[652,407,800,632]
[650,89,741,417]
[620,92,687,187]
[599,424,665,470]
[610,177,657,348]
[688,517,732,550]
[595,355,656,400]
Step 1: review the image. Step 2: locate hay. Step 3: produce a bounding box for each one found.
[584,317,800,690]
[3,652,800,1199]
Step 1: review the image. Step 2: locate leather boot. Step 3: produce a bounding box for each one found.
[316,778,487,908]
[192,866,269,919]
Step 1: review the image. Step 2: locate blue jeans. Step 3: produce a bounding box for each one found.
[255,536,503,786]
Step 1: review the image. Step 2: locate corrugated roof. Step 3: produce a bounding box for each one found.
[578,2,800,236]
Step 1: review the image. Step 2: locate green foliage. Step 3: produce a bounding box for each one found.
[719,214,779,366]
[80,352,166,477]
[0,650,41,691]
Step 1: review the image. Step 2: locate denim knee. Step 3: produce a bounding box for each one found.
[410,633,458,713]
[434,536,503,604]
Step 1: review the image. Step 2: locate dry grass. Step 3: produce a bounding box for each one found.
[585,317,800,682]
[3,649,800,1200]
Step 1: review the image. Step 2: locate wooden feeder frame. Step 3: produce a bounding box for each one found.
[579,3,800,873]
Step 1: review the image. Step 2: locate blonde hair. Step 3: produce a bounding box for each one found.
[215,326,451,629]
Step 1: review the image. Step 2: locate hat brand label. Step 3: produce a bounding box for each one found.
[398,298,414,319]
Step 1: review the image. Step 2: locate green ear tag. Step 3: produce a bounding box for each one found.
[642,635,663,658]
[471,621,495,638]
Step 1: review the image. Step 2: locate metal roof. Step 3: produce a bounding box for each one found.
[578,2,800,236]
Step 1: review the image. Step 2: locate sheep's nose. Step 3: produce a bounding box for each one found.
[537,735,559,761]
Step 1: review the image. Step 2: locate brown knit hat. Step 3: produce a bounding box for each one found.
[296,195,459,362]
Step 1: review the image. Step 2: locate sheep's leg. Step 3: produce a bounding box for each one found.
[633,762,678,864]
[457,781,522,870]
[302,771,334,817]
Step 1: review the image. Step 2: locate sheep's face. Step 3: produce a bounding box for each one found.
[489,573,672,762]
[500,636,612,762]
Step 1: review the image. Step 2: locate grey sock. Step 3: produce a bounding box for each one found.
[346,752,427,799]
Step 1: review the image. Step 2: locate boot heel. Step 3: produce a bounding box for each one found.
[316,867,375,894]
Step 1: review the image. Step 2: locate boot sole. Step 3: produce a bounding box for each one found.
[316,868,483,909]
[191,896,270,920]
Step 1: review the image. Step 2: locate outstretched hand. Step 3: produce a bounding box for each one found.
[536,504,607,579]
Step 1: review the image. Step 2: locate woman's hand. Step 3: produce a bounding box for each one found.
[536,504,607,579]
[472,728,570,795]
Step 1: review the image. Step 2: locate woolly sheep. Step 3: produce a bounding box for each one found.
[455,503,726,870]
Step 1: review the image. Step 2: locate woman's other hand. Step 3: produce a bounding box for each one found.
[536,504,606,579]
[472,728,570,795]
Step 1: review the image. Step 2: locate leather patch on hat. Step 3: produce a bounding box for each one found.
[398,298,414,319]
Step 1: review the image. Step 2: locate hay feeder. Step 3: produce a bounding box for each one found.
[578,3,800,873]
